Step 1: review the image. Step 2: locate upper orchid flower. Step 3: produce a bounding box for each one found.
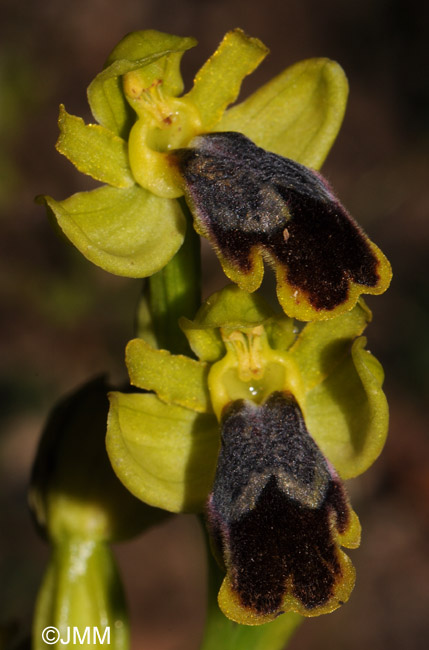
[38,29,390,320]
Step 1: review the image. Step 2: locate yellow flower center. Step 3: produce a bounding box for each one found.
[208,325,304,420]
[124,75,202,198]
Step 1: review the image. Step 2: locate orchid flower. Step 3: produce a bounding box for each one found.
[107,285,388,624]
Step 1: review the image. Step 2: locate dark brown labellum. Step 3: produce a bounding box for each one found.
[172,132,389,316]
[206,392,354,617]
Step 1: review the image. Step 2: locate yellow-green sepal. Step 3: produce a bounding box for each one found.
[55,105,134,188]
[286,300,388,478]
[289,299,372,392]
[87,30,196,138]
[107,392,219,512]
[217,58,348,170]
[38,184,185,277]
[304,335,388,479]
[185,29,268,131]
[126,338,211,412]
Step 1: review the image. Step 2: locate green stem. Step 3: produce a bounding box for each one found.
[198,518,302,650]
[144,200,201,355]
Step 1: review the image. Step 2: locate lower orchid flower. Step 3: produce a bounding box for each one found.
[106,284,388,624]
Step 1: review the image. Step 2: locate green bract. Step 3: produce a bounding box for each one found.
[33,541,128,650]
[29,378,166,650]
[29,377,164,543]
[38,29,348,279]
[106,285,388,513]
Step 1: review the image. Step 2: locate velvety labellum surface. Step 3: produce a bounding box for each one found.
[172,132,391,320]
[206,392,360,624]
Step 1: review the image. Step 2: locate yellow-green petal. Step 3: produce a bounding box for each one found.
[107,392,219,512]
[185,29,268,130]
[38,184,185,278]
[217,58,348,170]
[180,320,225,364]
[304,336,388,479]
[56,105,134,188]
[87,30,196,138]
[289,300,372,393]
[126,338,211,412]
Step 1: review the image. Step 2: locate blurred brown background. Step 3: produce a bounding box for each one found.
[1,1,428,648]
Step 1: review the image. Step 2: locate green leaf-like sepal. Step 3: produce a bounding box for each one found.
[107,392,218,512]
[289,299,372,392]
[282,298,388,478]
[87,30,197,138]
[304,335,388,479]
[217,58,348,170]
[38,185,186,277]
[56,105,134,187]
